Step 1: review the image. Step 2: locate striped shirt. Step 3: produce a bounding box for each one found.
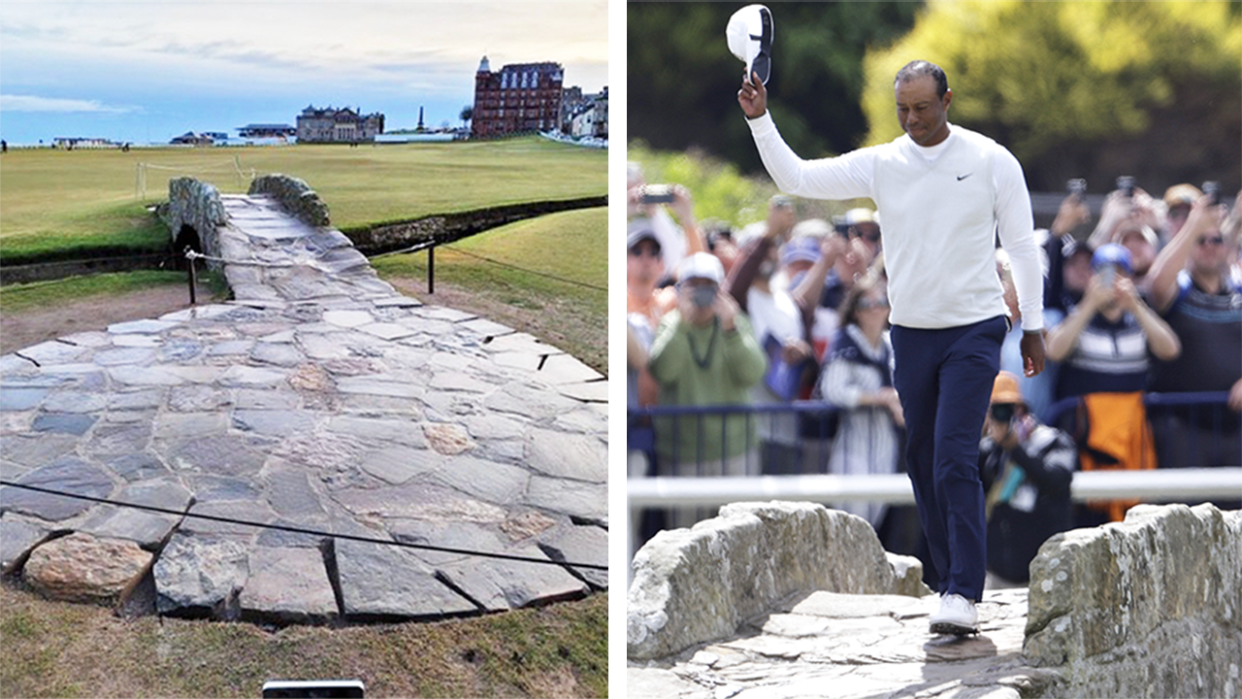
[1056,313,1150,398]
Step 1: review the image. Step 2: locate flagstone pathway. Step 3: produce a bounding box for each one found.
[0,193,607,624]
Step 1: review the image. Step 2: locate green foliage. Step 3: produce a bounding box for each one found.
[629,2,920,172]
[628,141,862,228]
[862,0,1242,162]
[628,141,781,227]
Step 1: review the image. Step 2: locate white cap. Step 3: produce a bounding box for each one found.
[726,5,773,85]
[678,252,725,284]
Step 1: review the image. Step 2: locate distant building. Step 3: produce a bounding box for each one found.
[170,132,215,146]
[561,85,608,139]
[472,56,564,138]
[203,132,229,142]
[238,124,297,139]
[295,106,384,143]
[52,136,116,149]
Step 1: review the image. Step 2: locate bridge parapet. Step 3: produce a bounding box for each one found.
[248,174,330,228]
[162,177,228,265]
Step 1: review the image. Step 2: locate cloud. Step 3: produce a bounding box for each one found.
[0,94,137,114]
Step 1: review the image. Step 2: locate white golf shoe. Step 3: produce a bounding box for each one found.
[929,593,979,635]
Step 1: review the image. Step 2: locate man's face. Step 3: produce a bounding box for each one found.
[1063,250,1093,293]
[1191,227,1229,275]
[627,240,663,287]
[851,222,882,257]
[895,76,951,147]
[1117,229,1155,275]
[1167,204,1192,236]
[679,277,719,325]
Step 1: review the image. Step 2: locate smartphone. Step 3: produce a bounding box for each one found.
[1203,181,1220,206]
[1066,178,1087,200]
[1101,264,1116,287]
[640,185,675,205]
[1116,176,1135,198]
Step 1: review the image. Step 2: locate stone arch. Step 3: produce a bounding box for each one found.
[173,224,203,270]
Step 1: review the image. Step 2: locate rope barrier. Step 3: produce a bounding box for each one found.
[0,480,606,571]
[440,244,607,292]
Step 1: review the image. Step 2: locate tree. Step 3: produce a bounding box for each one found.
[861,1,1242,191]
[628,2,921,172]
[459,105,473,129]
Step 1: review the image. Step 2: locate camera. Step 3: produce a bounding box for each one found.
[1116,176,1135,198]
[1203,181,1220,206]
[640,184,675,205]
[1066,178,1087,198]
[990,403,1016,424]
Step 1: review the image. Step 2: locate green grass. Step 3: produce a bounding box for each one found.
[0,582,608,698]
[373,206,607,373]
[0,139,605,264]
[0,270,202,313]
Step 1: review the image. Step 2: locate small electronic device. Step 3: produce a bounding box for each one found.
[262,680,365,698]
[1067,178,1087,198]
[1116,176,1135,198]
[1203,181,1220,206]
[640,184,675,205]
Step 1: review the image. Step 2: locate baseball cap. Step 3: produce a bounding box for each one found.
[678,252,725,284]
[780,236,821,267]
[1163,183,1202,209]
[627,219,661,254]
[834,208,880,228]
[990,371,1024,405]
[1091,243,1133,274]
[726,4,773,85]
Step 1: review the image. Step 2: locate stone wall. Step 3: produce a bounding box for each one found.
[1024,503,1242,698]
[627,501,930,661]
[162,177,227,265]
[248,174,330,228]
[347,196,607,255]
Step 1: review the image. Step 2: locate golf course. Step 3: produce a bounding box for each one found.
[0,138,607,370]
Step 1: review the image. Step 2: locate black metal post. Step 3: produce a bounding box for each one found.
[186,248,197,306]
[428,245,435,294]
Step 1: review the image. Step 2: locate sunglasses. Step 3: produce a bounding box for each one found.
[628,244,661,258]
[857,297,890,310]
[1198,236,1225,247]
[850,227,882,244]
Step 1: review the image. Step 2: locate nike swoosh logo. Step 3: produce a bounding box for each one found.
[957,174,973,181]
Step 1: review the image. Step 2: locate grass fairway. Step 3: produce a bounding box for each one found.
[0,582,607,698]
[374,206,607,373]
[0,139,605,264]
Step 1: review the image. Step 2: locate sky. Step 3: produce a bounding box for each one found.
[0,0,608,145]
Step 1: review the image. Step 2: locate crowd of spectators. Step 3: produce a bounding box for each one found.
[628,164,1241,579]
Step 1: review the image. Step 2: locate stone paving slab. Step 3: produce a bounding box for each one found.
[0,193,607,625]
[629,589,1049,699]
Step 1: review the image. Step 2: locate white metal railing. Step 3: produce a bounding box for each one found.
[627,468,1242,508]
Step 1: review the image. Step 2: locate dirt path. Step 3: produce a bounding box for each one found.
[0,283,209,356]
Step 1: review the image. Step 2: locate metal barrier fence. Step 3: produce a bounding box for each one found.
[627,392,1242,566]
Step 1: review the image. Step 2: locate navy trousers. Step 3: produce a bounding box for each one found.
[891,316,1006,602]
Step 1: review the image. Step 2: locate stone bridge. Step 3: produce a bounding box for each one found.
[0,175,608,624]
[628,502,1240,698]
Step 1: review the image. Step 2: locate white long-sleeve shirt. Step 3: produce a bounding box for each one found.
[747,113,1044,331]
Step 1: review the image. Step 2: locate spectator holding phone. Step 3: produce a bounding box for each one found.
[1146,191,1242,469]
[1045,243,1180,523]
[626,163,705,278]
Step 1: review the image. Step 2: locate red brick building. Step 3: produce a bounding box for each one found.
[471,57,564,138]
